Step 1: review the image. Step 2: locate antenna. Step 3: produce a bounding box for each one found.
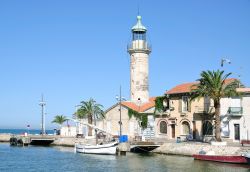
[238,66,243,88]
[137,3,140,16]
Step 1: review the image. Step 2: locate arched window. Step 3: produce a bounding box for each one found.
[182,121,190,135]
[160,121,167,134]
[202,121,213,135]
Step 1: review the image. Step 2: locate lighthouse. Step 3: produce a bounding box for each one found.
[128,16,151,103]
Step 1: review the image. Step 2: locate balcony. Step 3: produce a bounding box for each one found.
[228,107,243,116]
[194,106,214,114]
[127,41,151,54]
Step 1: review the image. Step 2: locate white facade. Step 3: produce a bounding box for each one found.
[241,95,250,140]
[220,94,250,141]
[60,126,77,137]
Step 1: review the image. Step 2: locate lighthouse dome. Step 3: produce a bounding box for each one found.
[132,16,147,32]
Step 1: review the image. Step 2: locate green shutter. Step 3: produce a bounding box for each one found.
[179,99,182,112]
[188,98,191,112]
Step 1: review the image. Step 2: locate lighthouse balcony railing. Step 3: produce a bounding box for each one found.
[127,42,151,52]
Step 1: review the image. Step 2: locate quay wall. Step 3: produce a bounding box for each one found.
[2,133,248,157]
[52,137,85,147]
[0,134,11,142]
[153,142,249,156]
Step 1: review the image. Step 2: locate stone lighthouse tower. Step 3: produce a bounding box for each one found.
[128,16,151,103]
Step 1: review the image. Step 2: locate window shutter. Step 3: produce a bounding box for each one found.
[178,99,182,112]
[188,98,191,112]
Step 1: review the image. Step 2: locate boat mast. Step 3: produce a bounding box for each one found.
[39,94,46,135]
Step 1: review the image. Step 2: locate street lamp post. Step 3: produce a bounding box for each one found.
[39,95,46,135]
[116,86,126,137]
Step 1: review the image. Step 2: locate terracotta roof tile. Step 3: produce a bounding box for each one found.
[166,78,237,95]
[236,88,250,93]
[121,97,155,112]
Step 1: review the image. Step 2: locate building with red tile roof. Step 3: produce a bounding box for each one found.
[121,97,156,113]
[166,78,238,95]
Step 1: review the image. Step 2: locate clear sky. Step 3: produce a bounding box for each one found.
[0,0,249,129]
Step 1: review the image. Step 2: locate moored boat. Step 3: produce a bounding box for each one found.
[243,153,250,164]
[193,154,247,164]
[75,141,118,155]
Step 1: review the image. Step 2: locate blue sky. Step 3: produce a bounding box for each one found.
[0,0,249,129]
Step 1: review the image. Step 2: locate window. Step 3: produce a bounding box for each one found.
[133,32,146,40]
[182,96,189,112]
[160,121,167,134]
[182,121,190,135]
[202,121,213,135]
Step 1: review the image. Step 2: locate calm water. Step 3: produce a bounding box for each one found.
[0,129,54,135]
[0,143,249,172]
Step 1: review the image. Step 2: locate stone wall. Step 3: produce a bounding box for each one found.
[153,142,248,156]
[0,134,11,142]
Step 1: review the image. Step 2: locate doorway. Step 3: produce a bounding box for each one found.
[234,124,240,140]
[192,121,196,140]
[171,125,175,138]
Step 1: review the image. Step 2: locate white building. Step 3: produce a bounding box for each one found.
[221,88,250,141]
[60,126,77,137]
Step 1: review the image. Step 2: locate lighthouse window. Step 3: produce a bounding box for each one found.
[133,32,146,40]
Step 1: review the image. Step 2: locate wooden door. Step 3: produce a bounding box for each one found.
[234,124,240,140]
[171,125,175,138]
[192,121,196,140]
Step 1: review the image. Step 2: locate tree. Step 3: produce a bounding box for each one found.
[191,70,239,141]
[52,115,67,127]
[75,98,104,137]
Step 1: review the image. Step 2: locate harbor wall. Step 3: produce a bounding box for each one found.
[153,142,249,156]
[52,137,79,147]
[0,134,11,142]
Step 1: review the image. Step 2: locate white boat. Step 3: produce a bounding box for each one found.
[75,141,118,155]
[68,117,119,155]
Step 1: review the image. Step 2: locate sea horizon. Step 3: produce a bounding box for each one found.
[0,128,54,135]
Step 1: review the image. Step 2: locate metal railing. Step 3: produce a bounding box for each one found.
[127,41,151,53]
[228,107,243,116]
[194,105,214,114]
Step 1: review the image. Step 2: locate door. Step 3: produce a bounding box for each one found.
[192,121,196,140]
[171,125,175,138]
[234,124,240,140]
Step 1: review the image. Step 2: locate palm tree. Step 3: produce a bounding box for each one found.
[75,98,104,137]
[52,115,67,128]
[191,70,239,142]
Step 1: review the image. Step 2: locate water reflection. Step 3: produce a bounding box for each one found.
[0,143,249,172]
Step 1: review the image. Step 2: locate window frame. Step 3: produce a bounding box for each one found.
[159,121,168,134]
[182,96,189,112]
[182,121,190,135]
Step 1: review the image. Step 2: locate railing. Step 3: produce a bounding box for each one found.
[228,107,243,116]
[194,105,214,114]
[127,41,151,53]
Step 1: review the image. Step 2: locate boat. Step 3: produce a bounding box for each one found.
[193,154,248,164]
[68,117,119,155]
[243,153,250,164]
[29,138,54,146]
[75,141,119,155]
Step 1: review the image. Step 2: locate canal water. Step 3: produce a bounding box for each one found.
[0,143,249,172]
